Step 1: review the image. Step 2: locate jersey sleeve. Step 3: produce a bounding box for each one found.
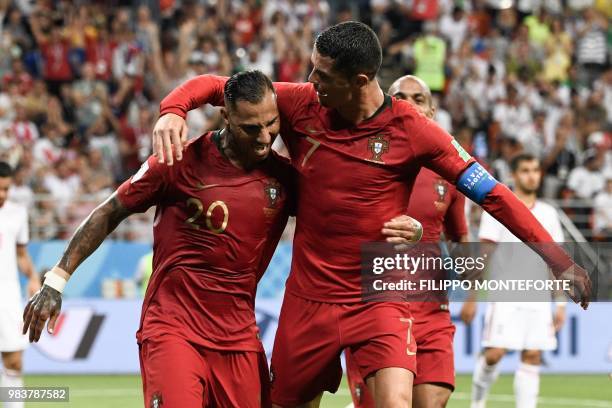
[16,208,29,245]
[478,210,503,242]
[443,191,468,241]
[415,119,475,184]
[116,156,173,213]
[159,75,228,118]
[273,82,316,125]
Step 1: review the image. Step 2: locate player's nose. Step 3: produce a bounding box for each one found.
[307,69,317,85]
[257,128,272,145]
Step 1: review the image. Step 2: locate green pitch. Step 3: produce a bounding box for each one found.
[24,374,612,407]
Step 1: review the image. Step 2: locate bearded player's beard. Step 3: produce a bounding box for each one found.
[225,125,265,169]
[516,184,539,195]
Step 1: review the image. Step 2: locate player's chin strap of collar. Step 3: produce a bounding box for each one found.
[456,162,498,204]
[44,267,70,294]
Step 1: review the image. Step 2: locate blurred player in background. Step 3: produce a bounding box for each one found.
[461,153,567,408]
[152,21,589,407]
[23,71,295,408]
[134,250,153,297]
[345,75,469,408]
[0,161,40,408]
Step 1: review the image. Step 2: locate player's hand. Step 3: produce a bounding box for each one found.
[553,304,566,332]
[382,215,423,249]
[558,263,591,310]
[27,275,41,298]
[460,300,477,325]
[22,285,62,343]
[152,113,188,165]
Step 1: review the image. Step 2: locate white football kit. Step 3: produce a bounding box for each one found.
[479,201,563,351]
[0,201,29,352]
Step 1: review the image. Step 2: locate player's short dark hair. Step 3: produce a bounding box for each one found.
[0,161,13,178]
[314,21,382,80]
[510,153,539,172]
[224,70,275,111]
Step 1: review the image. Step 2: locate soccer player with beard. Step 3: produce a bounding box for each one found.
[345,75,469,408]
[151,22,590,407]
[23,71,295,408]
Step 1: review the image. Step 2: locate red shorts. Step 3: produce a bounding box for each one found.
[346,302,455,408]
[270,292,416,406]
[139,334,270,408]
[412,302,455,387]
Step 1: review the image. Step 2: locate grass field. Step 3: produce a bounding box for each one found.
[23,374,612,407]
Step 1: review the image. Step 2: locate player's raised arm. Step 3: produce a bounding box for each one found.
[155,74,228,164]
[23,155,170,342]
[22,193,133,342]
[416,121,591,309]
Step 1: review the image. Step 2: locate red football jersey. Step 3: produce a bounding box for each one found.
[117,131,294,351]
[160,75,574,302]
[407,168,467,243]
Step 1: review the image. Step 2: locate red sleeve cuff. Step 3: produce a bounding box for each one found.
[159,107,188,120]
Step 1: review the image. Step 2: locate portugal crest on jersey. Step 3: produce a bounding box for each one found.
[367,135,389,163]
[264,181,281,208]
[434,179,449,211]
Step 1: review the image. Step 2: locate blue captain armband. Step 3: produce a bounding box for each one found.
[456,162,498,204]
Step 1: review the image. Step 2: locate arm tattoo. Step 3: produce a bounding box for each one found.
[57,193,133,275]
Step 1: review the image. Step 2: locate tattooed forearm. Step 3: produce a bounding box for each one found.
[57,193,133,275]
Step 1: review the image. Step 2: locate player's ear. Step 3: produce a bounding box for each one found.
[352,74,370,88]
[220,107,229,126]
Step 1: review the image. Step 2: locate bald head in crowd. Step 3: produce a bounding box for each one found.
[388,75,436,119]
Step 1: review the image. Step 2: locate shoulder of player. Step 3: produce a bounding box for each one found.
[179,132,216,163]
[0,202,28,220]
[387,98,434,141]
[273,81,315,97]
[390,97,423,120]
[273,82,317,112]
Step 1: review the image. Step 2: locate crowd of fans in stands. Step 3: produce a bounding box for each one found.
[0,0,610,241]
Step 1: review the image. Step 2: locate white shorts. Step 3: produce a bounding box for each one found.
[481,302,557,351]
[0,304,28,353]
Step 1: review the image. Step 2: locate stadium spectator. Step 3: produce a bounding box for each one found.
[566,149,606,200]
[593,173,612,241]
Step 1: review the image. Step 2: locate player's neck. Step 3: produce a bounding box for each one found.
[219,128,249,170]
[335,81,385,124]
[516,190,537,208]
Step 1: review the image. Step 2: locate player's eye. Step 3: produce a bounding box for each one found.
[242,125,261,134]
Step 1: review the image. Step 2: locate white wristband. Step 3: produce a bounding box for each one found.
[44,270,68,294]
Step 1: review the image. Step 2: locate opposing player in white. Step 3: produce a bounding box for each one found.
[461,154,566,408]
[0,162,40,408]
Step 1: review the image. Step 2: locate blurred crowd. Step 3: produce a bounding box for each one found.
[0,0,610,241]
